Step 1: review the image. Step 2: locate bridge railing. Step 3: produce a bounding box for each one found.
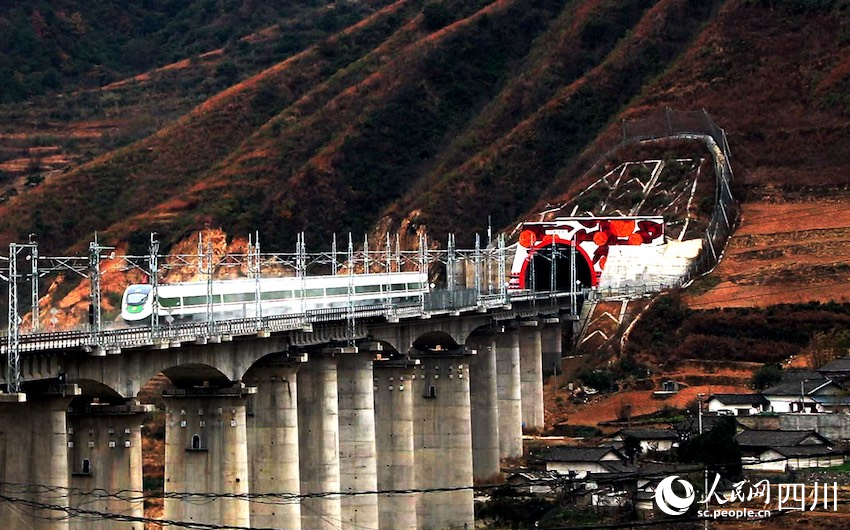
[0,286,588,355]
[590,282,685,300]
[424,289,479,312]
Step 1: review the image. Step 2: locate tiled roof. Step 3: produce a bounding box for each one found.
[533,446,625,463]
[505,470,562,481]
[597,461,637,474]
[766,445,842,457]
[616,429,679,440]
[708,393,769,406]
[736,429,831,448]
[762,371,834,395]
[818,357,850,374]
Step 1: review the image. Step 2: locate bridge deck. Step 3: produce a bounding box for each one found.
[1,290,581,355]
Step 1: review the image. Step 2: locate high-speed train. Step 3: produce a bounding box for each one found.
[120,271,428,324]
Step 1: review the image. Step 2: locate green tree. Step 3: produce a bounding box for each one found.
[622,434,642,462]
[215,59,239,85]
[577,368,614,392]
[422,1,453,30]
[678,416,742,479]
[751,363,782,390]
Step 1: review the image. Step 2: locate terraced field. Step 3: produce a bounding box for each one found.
[687,198,850,308]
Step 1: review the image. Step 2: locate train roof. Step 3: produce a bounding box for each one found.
[142,270,426,291]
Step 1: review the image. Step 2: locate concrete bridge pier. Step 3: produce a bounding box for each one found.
[467,332,501,482]
[541,317,563,376]
[244,354,304,530]
[0,390,78,530]
[337,349,379,530]
[67,400,152,530]
[519,320,544,433]
[495,327,523,458]
[163,386,254,528]
[298,352,342,530]
[373,359,418,530]
[412,350,474,530]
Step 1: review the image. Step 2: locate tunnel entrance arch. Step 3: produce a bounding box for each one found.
[522,241,594,291]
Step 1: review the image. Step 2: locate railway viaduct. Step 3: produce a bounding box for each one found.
[0,291,576,530]
[0,110,737,530]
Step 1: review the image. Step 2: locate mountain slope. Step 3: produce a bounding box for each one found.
[0,0,394,101]
[1,0,849,269]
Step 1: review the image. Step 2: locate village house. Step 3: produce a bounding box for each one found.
[761,370,846,413]
[532,446,628,476]
[705,393,769,416]
[817,357,850,389]
[736,429,842,472]
[610,428,678,454]
[503,470,562,494]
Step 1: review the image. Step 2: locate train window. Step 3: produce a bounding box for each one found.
[355,285,381,294]
[126,293,148,304]
[223,292,255,303]
[184,295,221,306]
[406,283,422,290]
[261,290,292,300]
[305,288,324,298]
[326,287,348,296]
[159,297,180,308]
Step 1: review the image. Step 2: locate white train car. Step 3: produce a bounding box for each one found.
[121,271,428,324]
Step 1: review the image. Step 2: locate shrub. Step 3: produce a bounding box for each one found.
[422,2,453,30]
[577,368,614,392]
[477,490,554,527]
[677,416,742,479]
[751,363,783,390]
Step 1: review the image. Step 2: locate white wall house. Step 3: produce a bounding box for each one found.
[535,447,627,476]
[762,374,845,413]
[611,429,678,453]
[744,447,844,472]
[705,394,769,416]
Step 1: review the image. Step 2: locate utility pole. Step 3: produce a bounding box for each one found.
[249,231,262,330]
[363,233,370,273]
[201,233,215,334]
[570,234,577,315]
[5,240,37,393]
[698,392,708,530]
[331,233,338,275]
[29,236,38,332]
[297,232,306,315]
[347,233,355,344]
[498,233,506,303]
[89,234,114,347]
[550,236,557,295]
[474,234,481,299]
[447,233,456,291]
[149,233,160,340]
[384,232,392,303]
[419,233,428,312]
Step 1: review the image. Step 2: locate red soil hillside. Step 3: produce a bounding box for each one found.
[0,1,848,313]
[687,200,850,308]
